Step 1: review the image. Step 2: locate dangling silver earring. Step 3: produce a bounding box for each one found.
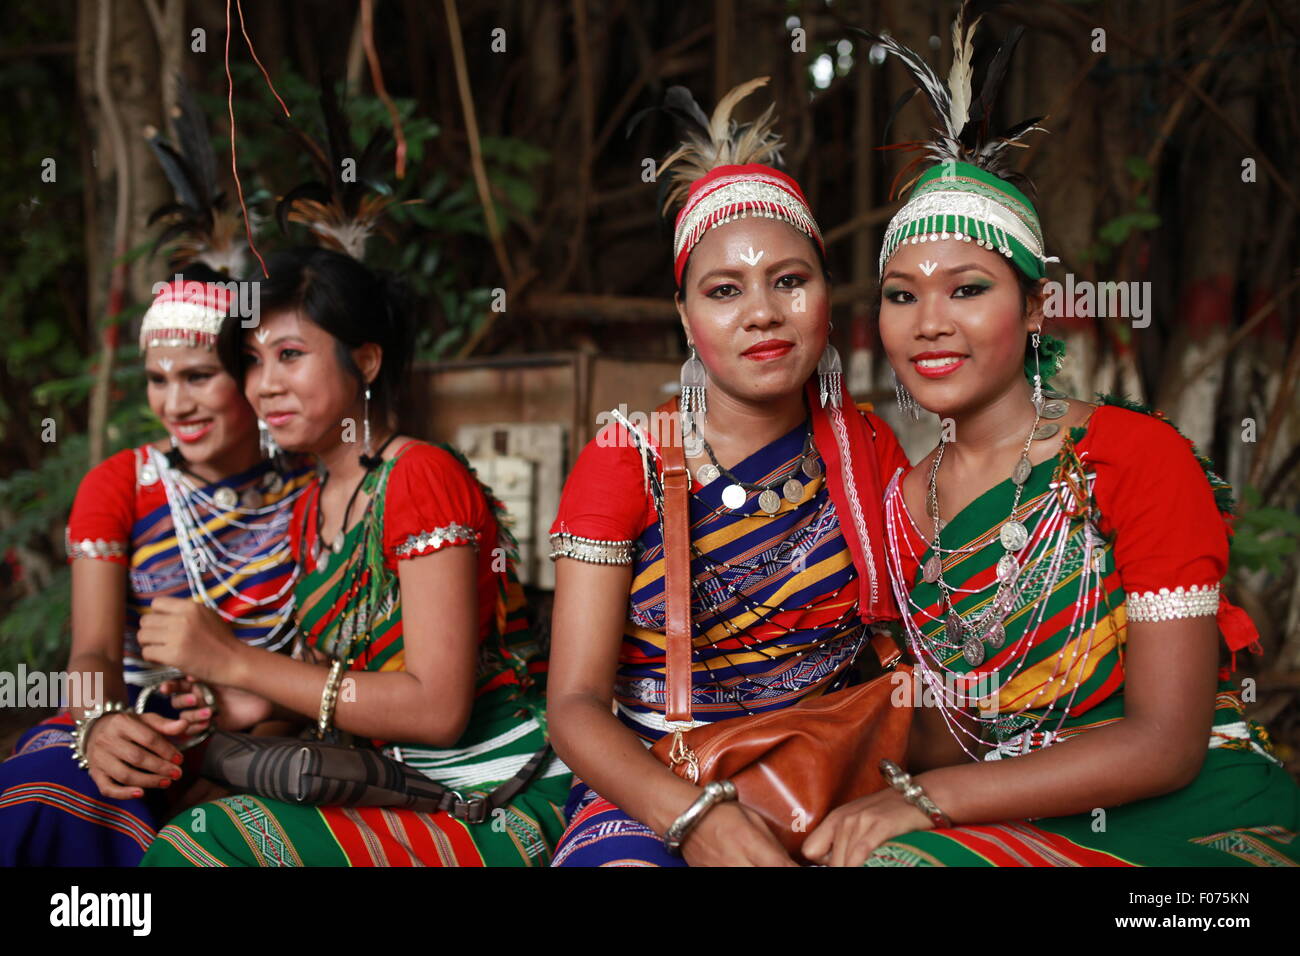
[1031,331,1043,411]
[817,340,843,409]
[169,434,180,450]
[258,419,280,459]
[892,368,921,420]
[679,346,708,433]
[362,385,373,459]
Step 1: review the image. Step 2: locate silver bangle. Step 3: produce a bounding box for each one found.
[71,701,131,769]
[664,780,738,855]
[134,679,218,751]
[880,759,952,829]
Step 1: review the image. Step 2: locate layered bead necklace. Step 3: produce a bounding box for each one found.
[155,446,304,638]
[884,395,1114,760]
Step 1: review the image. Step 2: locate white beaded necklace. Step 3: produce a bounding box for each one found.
[154,446,304,634]
[884,452,1112,761]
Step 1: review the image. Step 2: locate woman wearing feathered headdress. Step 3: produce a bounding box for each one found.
[139,86,570,867]
[0,83,313,866]
[545,78,912,866]
[801,5,1299,867]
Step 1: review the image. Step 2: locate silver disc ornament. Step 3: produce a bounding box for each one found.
[1040,400,1068,420]
[782,479,804,504]
[962,634,986,667]
[922,554,942,584]
[999,520,1029,552]
[996,552,1020,583]
[213,486,238,510]
[697,463,721,485]
[802,457,822,479]
[1031,423,1060,441]
[721,483,747,511]
[1011,455,1033,486]
[758,489,782,515]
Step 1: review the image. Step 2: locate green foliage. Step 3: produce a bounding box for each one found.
[201,62,546,358]
[1229,486,1300,577]
[1080,159,1162,263]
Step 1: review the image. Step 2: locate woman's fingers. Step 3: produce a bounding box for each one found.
[122,714,185,768]
[88,768,142,801]
[97,750,171,790]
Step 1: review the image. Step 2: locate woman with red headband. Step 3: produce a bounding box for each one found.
[546,79,911,866]
[0,273,311,866]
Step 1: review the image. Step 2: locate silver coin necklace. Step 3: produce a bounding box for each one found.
[696,424,818,515]
[926,401,1060,667]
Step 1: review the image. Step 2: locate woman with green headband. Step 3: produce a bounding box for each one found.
[800,11,1299,868]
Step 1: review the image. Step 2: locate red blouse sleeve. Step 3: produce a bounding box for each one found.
[1088,406,1227,622]
[65,447,138,565]
[382,443,491,564]
[548,421,654,565]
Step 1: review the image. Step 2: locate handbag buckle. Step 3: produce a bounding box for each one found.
[450,792,490,824]
[665,728,700,784]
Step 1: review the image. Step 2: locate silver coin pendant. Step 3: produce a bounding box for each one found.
[802,456,822,479]
[214,486,238,510]
[999,520,1029,552]
[721,483,747,511]
[782,479,804,504]
[984,621,1006,649]
[1031,423,1060,441]
[996,552,1020,583]
[922,554,942,584]
[1011,455,1032,486]
[962,634,986,667]
[1040,400,1068,420]
[696,463,721,485]
[758,489,782,515]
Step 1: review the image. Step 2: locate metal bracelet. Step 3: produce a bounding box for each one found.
[663,780,738,855]
[317,658,347,738]
[879,758,952,829]
[71,701,131,770]
[133,679,218,751]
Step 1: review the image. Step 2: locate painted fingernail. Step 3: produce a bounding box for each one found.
[133,789,144,798]
[172,753,184,765]
[199,708,212,718]
[159,778,171,788]
[170,768,182,779]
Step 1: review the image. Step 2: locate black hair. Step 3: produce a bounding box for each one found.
[217,247,416,423]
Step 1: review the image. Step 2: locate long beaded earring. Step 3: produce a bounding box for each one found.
[892,368,921,420]
[363,385,373,459]
[817,326,843,408]
[1031,330,1043,411]
[258,419,280,459]
[679,345,708,433]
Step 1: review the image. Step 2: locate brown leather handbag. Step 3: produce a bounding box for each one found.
[647,406,913,858]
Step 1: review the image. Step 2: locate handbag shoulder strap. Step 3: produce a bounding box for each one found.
[652,397,693,724]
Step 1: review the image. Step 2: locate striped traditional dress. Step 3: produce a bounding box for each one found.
[548,388,910,866]
[142,441,569,867]
[867,400,1300,867]
[0,443,311,866]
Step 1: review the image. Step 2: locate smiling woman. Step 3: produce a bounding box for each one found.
[140,248,569,867]
[827,9,1300,868]
[0,274,312,866]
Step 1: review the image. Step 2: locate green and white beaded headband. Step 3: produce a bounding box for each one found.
[879,162,1057,281]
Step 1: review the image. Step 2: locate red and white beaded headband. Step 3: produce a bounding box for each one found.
[672,163,824,286]
[139,278,233,350]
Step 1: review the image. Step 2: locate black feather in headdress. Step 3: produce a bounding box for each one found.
[274,76,409,260]
[850,1,1046,198]
[145,76,250,277]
